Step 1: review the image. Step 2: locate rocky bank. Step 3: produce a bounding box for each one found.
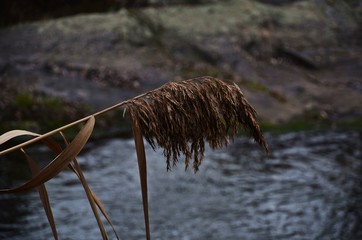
[0,0,361,134]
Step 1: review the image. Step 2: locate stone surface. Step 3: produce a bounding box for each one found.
[0,0,361,131]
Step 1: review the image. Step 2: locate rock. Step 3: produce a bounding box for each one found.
[256,0,303,6]
[0,0,361,132]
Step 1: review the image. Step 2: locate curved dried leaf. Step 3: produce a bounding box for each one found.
[0,116,95,193]
[0,130,40,145]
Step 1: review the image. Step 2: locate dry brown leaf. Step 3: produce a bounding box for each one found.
[130,112,150,240]
[65,161,120,239]
[21,149,58,240]
[60,132,117,240]
[0,130,40,145]
[0,116,95,193]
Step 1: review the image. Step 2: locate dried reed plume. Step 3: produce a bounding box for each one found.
[0,76,268,240]
[125,76,269,172]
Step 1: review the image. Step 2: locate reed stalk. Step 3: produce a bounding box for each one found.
[0,76,268,239]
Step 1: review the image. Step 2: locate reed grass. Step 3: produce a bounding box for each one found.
[0,76,268,240]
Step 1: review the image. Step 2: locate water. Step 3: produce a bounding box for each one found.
[0,130,361,240]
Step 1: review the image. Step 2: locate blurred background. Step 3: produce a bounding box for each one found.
[0,0,361,131]
[0,0,361,239]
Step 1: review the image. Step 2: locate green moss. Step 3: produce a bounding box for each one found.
[241,80,268,92]
[14,93,35,108]
[43,96,63,109]
[0,91,92,134]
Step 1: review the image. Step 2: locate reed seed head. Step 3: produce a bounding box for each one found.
[126,76,269,172]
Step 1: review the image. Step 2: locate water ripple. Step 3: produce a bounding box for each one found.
[0,130,361,239]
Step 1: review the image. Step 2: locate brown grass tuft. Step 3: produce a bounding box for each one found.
[125,76,269,172]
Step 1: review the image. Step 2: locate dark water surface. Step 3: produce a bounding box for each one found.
[0,130,361,240]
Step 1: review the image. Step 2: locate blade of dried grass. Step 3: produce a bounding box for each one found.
[130,112,150,240]
[0,130,40,145]
[36,131,119,240]
[60,132,118,240]
[0,128,64,157]
[88,188,120,239]
[65,162,120,240]
[0,116,95,193]
[71,159,109,240]
[21,149,58,240]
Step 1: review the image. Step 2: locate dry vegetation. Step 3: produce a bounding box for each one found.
[0,77,267,239]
